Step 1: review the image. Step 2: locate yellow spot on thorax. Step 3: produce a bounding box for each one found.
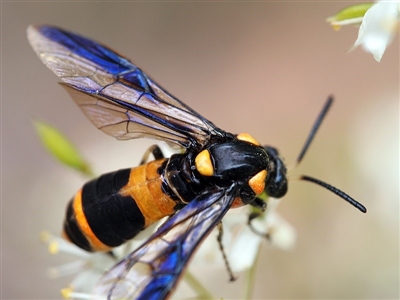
[195,149,214,176]
[249,170,267,195]
[237,133,261,146]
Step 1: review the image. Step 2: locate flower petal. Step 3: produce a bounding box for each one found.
[353,1,399,62]
[229,223,263,272]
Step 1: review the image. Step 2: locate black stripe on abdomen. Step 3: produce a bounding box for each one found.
[63,199,92,251]
[81,168,146,247]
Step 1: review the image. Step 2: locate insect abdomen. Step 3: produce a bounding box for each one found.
[63,159,178,252]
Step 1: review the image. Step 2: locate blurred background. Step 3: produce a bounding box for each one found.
[2,2,398,299]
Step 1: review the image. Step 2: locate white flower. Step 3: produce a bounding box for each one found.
[353,1,399,62]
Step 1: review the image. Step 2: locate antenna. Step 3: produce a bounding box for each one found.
[300,175,367,213]
[296,95,333,165]
[294,96,367,213]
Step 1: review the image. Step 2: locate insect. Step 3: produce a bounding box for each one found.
[28,24,366,300]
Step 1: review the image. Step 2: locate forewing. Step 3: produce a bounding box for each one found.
[93,187,236,300]
[27,25,224,148]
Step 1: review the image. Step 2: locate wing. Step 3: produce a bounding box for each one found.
[93,187,237,300]
[27,25,225,148]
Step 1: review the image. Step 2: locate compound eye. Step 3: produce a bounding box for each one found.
[248,170,267,195]
[195,149,214,176]
[237,133,261,146]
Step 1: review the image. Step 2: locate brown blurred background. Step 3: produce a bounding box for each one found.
[2,2,398,299]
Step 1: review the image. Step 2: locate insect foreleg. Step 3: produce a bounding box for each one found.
[247,198,271,240]
[250,197,267,212]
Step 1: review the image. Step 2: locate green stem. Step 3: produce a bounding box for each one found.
[243,243,262,300]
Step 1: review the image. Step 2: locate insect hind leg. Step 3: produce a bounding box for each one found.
[139,144,166,165]
[216,222,237,282]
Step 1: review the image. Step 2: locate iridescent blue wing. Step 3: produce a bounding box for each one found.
[27,25,225,148]
[93,187,236,300]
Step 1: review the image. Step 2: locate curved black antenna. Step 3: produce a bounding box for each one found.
[299,175,367,213]
[290,96,366,213]
[296,96,333,165]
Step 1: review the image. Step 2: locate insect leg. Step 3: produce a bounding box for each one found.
[139,145,165,165]
[216,222,237,281]
[250,197,267,211]
[248,198,270,240]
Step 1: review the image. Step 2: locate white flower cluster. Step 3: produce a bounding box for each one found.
[41,199,295,299]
